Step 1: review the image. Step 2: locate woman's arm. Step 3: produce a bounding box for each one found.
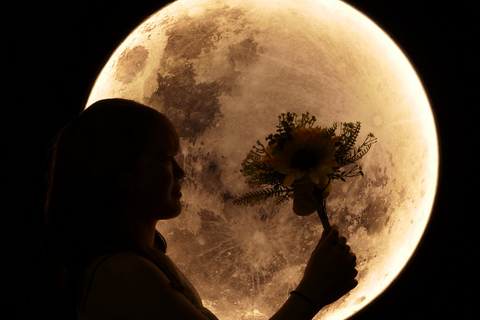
[269,292,320,320]
[270,227,358,320]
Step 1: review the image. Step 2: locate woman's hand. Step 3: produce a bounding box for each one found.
[296,226,358,309]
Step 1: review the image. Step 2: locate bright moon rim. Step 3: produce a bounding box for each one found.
[86,0,438,319]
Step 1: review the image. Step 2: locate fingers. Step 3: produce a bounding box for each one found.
[316,225,337,247]
[347,267,358,279]
[348,253,357,267]
[323,227,350,253]
[319,226,335,241]
[339,278,359,296]
[328,228,357,273]
[317,225,357,271]
[302,226,359,307]
[324,225,339,245]
[335,236,349,253]
[318,226,354,253]
[341,245,356,270]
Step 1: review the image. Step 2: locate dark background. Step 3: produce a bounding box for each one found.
[2,0,470,319]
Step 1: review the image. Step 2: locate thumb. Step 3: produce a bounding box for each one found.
[323,225,339,245]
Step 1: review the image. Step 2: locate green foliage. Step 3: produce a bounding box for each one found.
[332,122,377,181]
[234,113,377,206]
[232,185,293,206]
[240,141,284,187]
[266,112,317,148]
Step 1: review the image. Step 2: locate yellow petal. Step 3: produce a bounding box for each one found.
[283,171,305,186]
[276,164,293,175]
[283,173,297,187]
[295,171,306,180]
[308,170,321,185]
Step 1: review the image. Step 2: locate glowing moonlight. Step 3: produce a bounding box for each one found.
[86,0,438,319]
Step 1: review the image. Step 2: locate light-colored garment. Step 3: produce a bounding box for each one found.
[77,251,218,320]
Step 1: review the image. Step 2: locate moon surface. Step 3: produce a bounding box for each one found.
[86,0,438,319]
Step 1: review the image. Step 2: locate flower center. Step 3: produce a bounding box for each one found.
[290,149,319,171]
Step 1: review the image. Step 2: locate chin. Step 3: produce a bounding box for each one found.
[161,203,183,220]
[170,208,182,219]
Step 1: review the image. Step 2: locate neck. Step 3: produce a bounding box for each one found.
[129,218,158,249]
[119,202,158,250]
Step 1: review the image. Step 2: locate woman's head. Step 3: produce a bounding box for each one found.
[44,99,182,267]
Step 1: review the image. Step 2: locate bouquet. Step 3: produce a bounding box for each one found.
[233,112,376,233]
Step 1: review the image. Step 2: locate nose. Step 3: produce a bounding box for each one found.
[173,159,185,180]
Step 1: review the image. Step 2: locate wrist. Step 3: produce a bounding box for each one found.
[270,290,320,320]
[289,291,320,314]
[295,282,327,311]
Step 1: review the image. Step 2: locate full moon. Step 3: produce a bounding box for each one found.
[86,0,438,319]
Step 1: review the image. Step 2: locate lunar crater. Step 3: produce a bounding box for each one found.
[115,45,149,83]
[228,38,262,70]
[150,62,224,139]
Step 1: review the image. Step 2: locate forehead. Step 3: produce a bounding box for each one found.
[146,112,180,153]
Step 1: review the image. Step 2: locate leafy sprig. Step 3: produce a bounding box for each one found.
[232,185,293,206]
[331,122,377,181]
[233,113,376,206]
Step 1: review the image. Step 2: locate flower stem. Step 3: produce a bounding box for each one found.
[306,193,332,234]
[316,199,332,234]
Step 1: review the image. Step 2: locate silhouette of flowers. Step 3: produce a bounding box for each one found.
[233,112,376,231]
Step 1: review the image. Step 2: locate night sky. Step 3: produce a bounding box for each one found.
[2,1,469,319]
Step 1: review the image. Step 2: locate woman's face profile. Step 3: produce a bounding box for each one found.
[121,130,185,222]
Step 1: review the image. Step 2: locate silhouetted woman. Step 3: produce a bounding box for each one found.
[44,99,357,320]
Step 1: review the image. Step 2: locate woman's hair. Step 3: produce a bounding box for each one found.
[44,98,180,316]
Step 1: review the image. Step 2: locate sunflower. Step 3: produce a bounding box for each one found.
[261,126,339,197]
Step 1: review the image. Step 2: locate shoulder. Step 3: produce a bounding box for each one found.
[91,251,162,277]
[83,251,206,320]
[84,251,167,291]
[82,251,166,318]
